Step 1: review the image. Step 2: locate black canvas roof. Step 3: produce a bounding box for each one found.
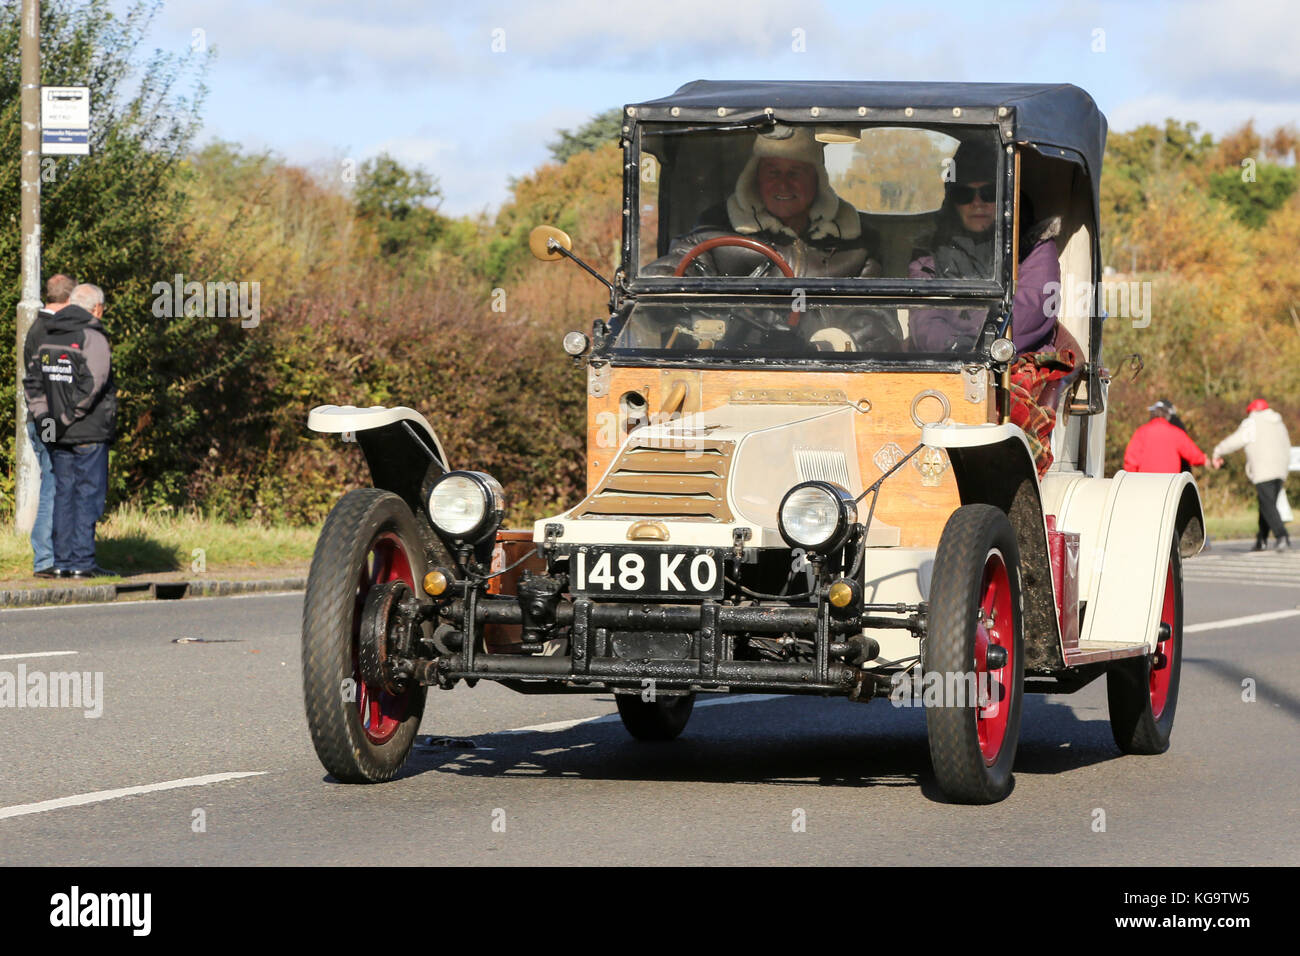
[630,80,1107,189]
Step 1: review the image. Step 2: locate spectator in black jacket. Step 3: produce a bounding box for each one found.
[23,274,76,577]
[23,283,118,578]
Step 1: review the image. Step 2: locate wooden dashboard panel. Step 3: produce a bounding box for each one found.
[586,366,994,548]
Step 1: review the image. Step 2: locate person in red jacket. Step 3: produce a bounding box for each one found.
[1124,399,1211,473]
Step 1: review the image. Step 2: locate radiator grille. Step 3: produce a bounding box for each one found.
[794,448,851,488]
[572,441,735,521]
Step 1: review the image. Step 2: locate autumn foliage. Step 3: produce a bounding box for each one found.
[1,6,1296,526]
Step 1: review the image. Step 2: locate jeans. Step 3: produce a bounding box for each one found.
[25,420,56,572]
[1255,478,1288,543]
[49,442,109,572]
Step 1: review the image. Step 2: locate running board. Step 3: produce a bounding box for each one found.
[1063,641,1149,667]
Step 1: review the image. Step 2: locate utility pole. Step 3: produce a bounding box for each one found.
[14,0,40,532]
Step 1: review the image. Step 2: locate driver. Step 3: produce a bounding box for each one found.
[644,125,901,350]
[646,125,882,279]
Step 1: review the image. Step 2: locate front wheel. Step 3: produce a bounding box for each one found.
[302,489,429,782]
[924,505,1025,804]
[1107,541,1182,754]
[616,692,695,741]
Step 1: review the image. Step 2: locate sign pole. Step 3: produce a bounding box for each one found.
[14,0,40,533]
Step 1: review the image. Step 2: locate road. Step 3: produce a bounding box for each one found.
[1,540,1296,866]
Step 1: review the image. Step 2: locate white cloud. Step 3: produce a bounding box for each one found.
[159,0,467,83]
[1109,94,1300,139]
[465,0,840,70]
[1150,0,1300,100]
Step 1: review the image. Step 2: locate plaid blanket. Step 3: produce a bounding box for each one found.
[1008,347,1080,477]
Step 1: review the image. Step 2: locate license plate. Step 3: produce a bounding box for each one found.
[570,547,723,600]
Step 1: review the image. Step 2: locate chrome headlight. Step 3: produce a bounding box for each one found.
[778,481,857,552]
[427,471,504,543]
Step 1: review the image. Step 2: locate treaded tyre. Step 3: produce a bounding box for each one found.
[1107,540,1182,754]
[302,488,429,782]
[615,692,695,741]
[925,504,1025,804]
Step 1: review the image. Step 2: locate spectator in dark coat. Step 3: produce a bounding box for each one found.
[23,274,76,577]
[23,283,118,578]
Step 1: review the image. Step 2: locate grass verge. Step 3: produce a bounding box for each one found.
[1204,510,1294,542]
[1,507,320,581]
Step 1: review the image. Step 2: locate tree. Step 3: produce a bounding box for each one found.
[547,108,622,164]
[1208,163,1298,229]
[1099,120,1216,268]
[353,153,444,256]
[0,0,216,512]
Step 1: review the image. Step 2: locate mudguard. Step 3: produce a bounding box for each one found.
[308,404,450,518]
[1043,470,1203,653]
[921,422,1064,671]
[922,422,1206,665]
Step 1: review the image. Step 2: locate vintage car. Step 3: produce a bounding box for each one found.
[301,81,1204,803]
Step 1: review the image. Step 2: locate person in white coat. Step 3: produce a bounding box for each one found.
[1212,399,1292,551]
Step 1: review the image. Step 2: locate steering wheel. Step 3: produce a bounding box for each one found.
[673,236,802,329]
[673,235,795,278]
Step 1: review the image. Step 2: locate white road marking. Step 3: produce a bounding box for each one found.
[694,693,785,708]
[498,693,787,735]
[0,590,302,614]
[0,650,78,661]
[1183,576,1299,589]
[1185,567,1299,577]
[0,772,266,821]
[1185,609,1300,634]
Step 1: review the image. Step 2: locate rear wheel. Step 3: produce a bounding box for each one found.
[1107,541,1182,754]
[302,489,429,782]
[925,505,1025,804]
[616,692,695,741]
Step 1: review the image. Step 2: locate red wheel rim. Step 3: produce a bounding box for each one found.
[352,532,415,744]
[975,551,1014,765]
[1149,560,1176,720]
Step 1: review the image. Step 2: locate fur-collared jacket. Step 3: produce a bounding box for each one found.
[644,160,883,278]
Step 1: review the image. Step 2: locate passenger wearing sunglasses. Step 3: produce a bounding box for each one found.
[907,139,1061,355]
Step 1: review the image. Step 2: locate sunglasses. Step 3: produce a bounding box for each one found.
[949,183,997,204]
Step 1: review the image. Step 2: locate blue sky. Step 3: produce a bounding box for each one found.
[119,0,1300,216]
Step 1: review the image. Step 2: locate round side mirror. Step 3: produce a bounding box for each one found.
[528,225,573,261]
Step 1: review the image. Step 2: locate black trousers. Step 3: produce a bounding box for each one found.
[1255,479,1288,543]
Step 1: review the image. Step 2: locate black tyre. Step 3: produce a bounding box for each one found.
[302,488,429,782]
[1107,541,1182,754]
[924,504,1025,804]
[615,692,695,741]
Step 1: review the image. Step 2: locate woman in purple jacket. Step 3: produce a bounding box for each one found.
[907,139,1061,355]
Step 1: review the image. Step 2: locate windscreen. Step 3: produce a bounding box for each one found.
[636,123,1003,282]
[611,297,997,359]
